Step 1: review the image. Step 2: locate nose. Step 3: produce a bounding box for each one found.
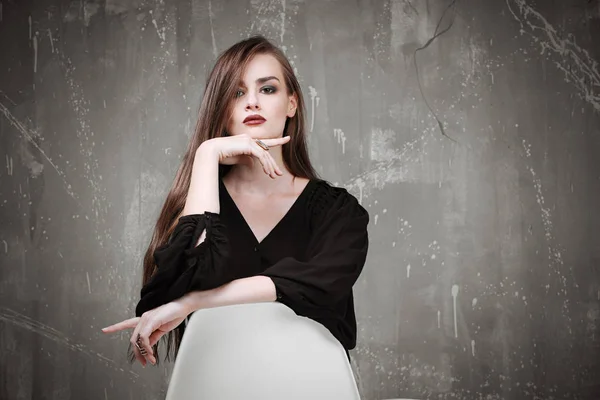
[245,92,260,111]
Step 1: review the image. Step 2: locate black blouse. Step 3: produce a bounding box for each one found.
[135,178,370,359]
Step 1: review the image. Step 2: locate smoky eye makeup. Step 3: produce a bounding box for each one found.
[235,85,278,97]
[261,86,277,94]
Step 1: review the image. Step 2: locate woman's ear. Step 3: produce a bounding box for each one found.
[287,95,298,118]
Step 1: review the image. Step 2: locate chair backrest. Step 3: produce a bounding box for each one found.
[166,302,361,400]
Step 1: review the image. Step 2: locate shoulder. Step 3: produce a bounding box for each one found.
[307,179,369,221]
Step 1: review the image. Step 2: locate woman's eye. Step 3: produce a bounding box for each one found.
[235,90,244,98]
[261,86,276,94]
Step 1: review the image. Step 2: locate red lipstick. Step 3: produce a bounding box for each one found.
[243,114,266,125]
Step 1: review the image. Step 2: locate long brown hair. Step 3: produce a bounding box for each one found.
[129,35,321,364]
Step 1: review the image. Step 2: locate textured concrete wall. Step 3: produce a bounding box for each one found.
[1,0,599,399]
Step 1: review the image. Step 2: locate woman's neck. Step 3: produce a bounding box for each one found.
[224,149,295,195]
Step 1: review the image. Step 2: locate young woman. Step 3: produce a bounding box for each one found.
[102,35,369,396]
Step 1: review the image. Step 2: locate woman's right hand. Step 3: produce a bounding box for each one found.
[198,134,291,179]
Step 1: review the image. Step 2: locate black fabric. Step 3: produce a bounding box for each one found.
[135,178,370,352]
[135,212,230,316]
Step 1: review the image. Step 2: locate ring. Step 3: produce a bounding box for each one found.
[136,343,147,355]
[255,139,269,151]
[135,334,145,353]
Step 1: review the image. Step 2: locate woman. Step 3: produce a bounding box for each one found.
[102,35,369,397]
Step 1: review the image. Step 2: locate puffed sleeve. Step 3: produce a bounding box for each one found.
[259,184,369,319]
[135,212,229,317]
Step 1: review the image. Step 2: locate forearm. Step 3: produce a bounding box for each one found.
[182,143,220,216]
[178,276,277,313]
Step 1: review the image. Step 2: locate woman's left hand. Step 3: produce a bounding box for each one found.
[101,300,191,366]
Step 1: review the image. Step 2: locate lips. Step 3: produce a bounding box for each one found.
[243,114,266,124]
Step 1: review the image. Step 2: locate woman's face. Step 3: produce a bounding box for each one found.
[227,53,297,139]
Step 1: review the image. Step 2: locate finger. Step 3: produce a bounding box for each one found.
[267,152,283,176]
[136,336,155,365]
[266,153,278,178]
[251,144,274,178]
[137,333,157,365]
[130,321,147,366]
[259,148,275,179]
[133,339,146,366]
[137,317,160,365]
[261,136,291,147]
[243,137,267,172]
[132,340,147,366]
[136,334,155,365]
[101,317,140,333]
[130,334,146,366]
[149,329,166,347]
[265,151,277,178]
[264,153,276,179]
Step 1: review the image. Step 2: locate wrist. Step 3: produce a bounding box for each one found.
[196,140,219,161]
[179,290,206,314]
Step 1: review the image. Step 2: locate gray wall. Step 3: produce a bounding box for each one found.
[1,0,599,399]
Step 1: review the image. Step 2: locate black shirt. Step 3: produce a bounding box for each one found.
[135,178,370,359]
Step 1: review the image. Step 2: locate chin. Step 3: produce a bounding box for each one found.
[235,125,283,139]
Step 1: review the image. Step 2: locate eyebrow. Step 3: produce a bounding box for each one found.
[239,76,280,86]
[256,76,280,84]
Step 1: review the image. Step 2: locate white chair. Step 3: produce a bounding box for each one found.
[165,302,361,400]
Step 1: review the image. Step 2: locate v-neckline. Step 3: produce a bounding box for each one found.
[221,178,316,246]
